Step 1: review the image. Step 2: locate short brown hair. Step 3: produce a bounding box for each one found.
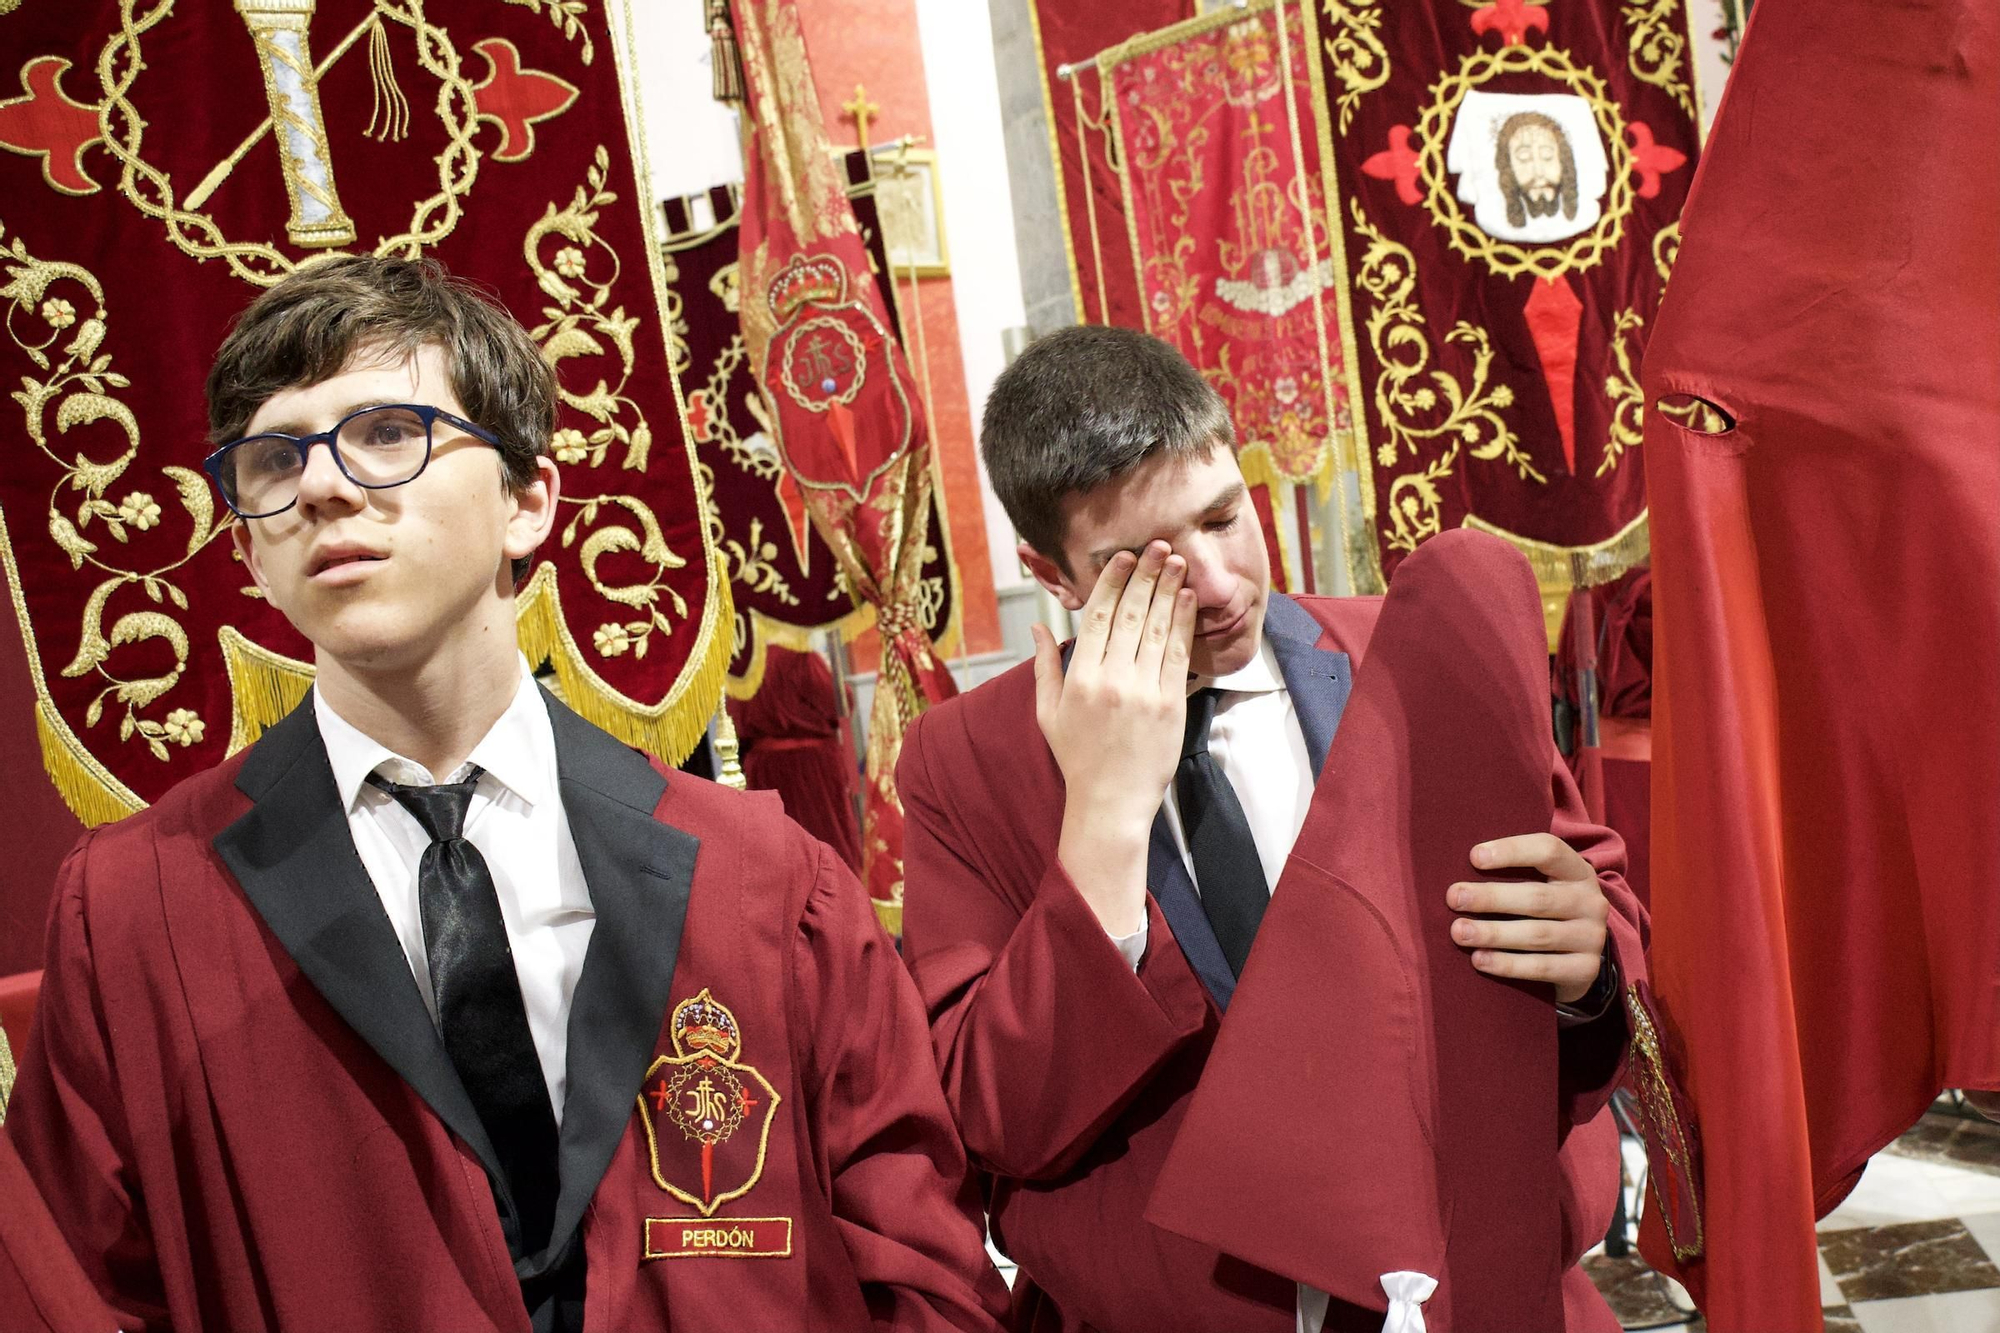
[206,255,555,580]
[980,324,1231,573]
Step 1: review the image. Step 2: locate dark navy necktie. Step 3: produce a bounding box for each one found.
[1177,688,1270,976]
[368,766,561,1257]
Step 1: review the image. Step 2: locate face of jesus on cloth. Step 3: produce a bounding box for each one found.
[1021,445,1272,681]
[230,340,560,695]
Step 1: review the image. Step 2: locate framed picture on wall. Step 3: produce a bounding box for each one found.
[868,147,950,277]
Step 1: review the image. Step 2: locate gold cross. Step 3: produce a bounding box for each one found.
[841,83,879,147]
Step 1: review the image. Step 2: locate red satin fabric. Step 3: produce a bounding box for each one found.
[1637,1,2000,1326]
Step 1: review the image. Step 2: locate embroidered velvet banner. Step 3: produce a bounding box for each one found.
[729,0,957,928]
[1098,3,1352,486]
[659,166,959,705]
[1310,0,1699,617]
[1028,0,1193,330]
[0,0,727,824]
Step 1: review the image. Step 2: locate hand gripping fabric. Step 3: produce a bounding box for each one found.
[1146,528,1564,1331]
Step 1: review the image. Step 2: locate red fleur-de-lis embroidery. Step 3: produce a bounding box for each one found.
[470,37,580,164]
[1627,122,1688,199]
[1469,0,1550,47]
[0,56,104,195]
[1361,125,1422,206]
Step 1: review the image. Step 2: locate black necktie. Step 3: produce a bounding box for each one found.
[1177,688,1270,976]
[369,767,561,1258]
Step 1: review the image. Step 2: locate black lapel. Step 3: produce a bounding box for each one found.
[525,689,698,1278]
[1262,592,1353,781]
[1147,815,1237,1010]
[213,701,505,1187]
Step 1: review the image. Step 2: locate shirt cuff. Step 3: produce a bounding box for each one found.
[1555,950,1620,1028]
[1108,919,1147,972]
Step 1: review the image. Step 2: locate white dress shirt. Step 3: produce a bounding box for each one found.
[315,658,594,1125]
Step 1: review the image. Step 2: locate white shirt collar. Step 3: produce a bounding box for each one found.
[1191,635,1286,697]
[314,656,552,811]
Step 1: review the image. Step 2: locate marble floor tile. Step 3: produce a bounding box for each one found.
[1639,1306,1858,1333]
[1925,1160,2000,1215]
[1959,1211,2000,1266]
[1585,1252,1691,1328]
[1886,1113,2000,1178]
[1820,1251,1846,1306]
[1851,1287,2000,1333]
[1822,1154,1956,1231]
[1820,1218,2000,1302]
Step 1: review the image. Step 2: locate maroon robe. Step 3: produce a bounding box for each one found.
[5,692,1008,1332]
[900,589,1645,1333]
[0,1127,117,1332]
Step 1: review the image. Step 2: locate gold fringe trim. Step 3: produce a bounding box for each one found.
[3,496,146,828]
[1461,510,1650,652]
[36,701,144,826]
[219,626,315,757]
[0,1024,13,1121]
[515,559,734,767]
[871,898,902,936]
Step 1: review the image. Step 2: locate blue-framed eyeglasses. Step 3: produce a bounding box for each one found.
[202,403,502,519]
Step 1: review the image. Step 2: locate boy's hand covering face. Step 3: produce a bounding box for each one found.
[1030,541,1196,936]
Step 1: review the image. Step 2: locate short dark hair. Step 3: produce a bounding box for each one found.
[981,325,1231,572]
[206,255,555,582]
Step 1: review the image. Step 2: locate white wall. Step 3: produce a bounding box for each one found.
[914,0,1031,591]
[614,1,746,204]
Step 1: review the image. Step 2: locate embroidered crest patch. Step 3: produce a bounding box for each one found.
[637,989,782,1218]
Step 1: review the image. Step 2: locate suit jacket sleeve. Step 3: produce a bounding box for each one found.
[793,838,1010,1333]
[6,833,168,1332]
[1549,749,1649,1129]
[899,710,1211,1183]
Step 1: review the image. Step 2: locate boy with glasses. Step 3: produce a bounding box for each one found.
[5,256,1007,1333]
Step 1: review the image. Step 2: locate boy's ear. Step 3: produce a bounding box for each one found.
[502,454,560,571]
[1019,542,1086,612]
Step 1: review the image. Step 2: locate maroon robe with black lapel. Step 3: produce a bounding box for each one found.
[899,585,1645,1333]
[5,690,1008,1333]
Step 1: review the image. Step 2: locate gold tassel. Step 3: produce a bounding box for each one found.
[711,704,746,789]
[708,0,746,106]
[365,18,410,143]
